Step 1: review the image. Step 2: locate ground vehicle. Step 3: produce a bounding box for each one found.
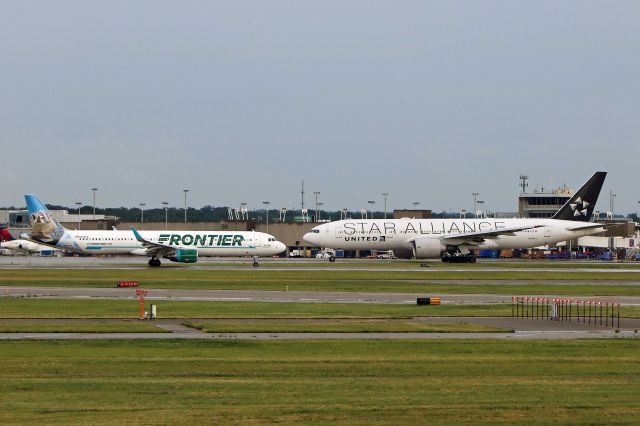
[376,251,396,259]
[316,251,336,259]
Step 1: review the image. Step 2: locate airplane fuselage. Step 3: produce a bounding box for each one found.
[48,229,284,257]
[1,239,59,254]
[304,218,603,254]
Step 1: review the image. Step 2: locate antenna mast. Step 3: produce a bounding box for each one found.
[519,174,529,194]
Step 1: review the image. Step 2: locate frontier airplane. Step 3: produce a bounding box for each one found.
[304,172,608,263]
[22,195,286,267]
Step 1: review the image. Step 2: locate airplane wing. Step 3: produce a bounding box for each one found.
[131,227,177,258]
[436,224,545,245]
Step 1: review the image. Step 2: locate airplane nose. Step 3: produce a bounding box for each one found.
[303,232,314,244]
[277,242,286,253]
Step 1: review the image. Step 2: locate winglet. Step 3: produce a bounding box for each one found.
[131,226,144,242]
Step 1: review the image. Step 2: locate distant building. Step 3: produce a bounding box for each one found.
[0,209,115,230]
[518,185,574,218]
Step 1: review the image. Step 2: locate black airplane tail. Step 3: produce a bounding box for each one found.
[551,172,607,222]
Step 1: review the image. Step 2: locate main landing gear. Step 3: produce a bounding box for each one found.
[441,253,476,263]
[148,258,161,267]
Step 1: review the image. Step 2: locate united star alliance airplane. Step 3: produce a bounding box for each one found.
[21,195,286,267]
[303,172,608,263]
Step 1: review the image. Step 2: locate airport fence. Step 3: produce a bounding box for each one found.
[511,296,620,329]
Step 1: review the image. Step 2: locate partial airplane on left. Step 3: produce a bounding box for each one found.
[21,195,286,267]
[0,225,59,254]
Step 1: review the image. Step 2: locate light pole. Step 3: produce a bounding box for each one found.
[460,209,467,219]
[140,203,146,223]
[412,201,420,208]
[382,193,389,219]
[472,192,479,218]
[240,202,247,221]
[162,202,169,230]
[183,189,189,223]
[368,200,375,219]
[610,191,616,219]
[92,188,98,219]
[477,200,484,218]
[314,192,320,222]
[75,202,82,230]
[317,202,324,221]
[263,201,271,233]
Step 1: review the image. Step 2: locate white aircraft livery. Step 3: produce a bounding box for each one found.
[22,195,286,267]
[304,172,608,263]
[0,226,59,254]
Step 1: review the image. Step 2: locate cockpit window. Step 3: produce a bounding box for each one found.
[268,237,276,242]
[311,229,320,233]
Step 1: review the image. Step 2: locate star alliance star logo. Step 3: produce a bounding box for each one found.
[570,197,590,217]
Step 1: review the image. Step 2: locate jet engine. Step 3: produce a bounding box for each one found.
[167,249,198,263]
[412,237,445,259]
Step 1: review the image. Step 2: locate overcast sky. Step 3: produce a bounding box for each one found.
[1,1,638,214]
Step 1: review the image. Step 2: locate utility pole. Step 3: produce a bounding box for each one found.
[263,201,271,233]
[301,180,305,211]
[314,192,320,222]
[368,200,375,219]
[610,190,616,218]
[382,193,389,219]
[75,202,82,230]
[183,189,189,223]
[140,203,146,223]
[162,202,169,230]
[472,192,479,218]
[92,187,98,219]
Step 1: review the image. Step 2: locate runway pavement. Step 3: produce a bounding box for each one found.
[2,255,640,273]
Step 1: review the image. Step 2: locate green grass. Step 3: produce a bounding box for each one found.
[2,297,639,319]
[1,339,640,424]
[1,268,640,295]
[0,322,165,333]
[0,297,513,318]
[183,320,510,333]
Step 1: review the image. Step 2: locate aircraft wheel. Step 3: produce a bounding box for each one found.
[149,258,161,267]
[329,256,336,262]
[468,256,476,264]
[441,255,449,263]
[253,261,259,267]
[148,258,155,267]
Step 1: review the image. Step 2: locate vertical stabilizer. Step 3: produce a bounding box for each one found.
[0,225,15,242]
[551,172,607,222]
[24,194,66,243]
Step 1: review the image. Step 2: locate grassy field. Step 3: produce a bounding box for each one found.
[0,297,512,318]
[0,322,166,333]
[2,297,640,319]
[1,268,640,295]
[183,320,510,333]
[1,339,639,424]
